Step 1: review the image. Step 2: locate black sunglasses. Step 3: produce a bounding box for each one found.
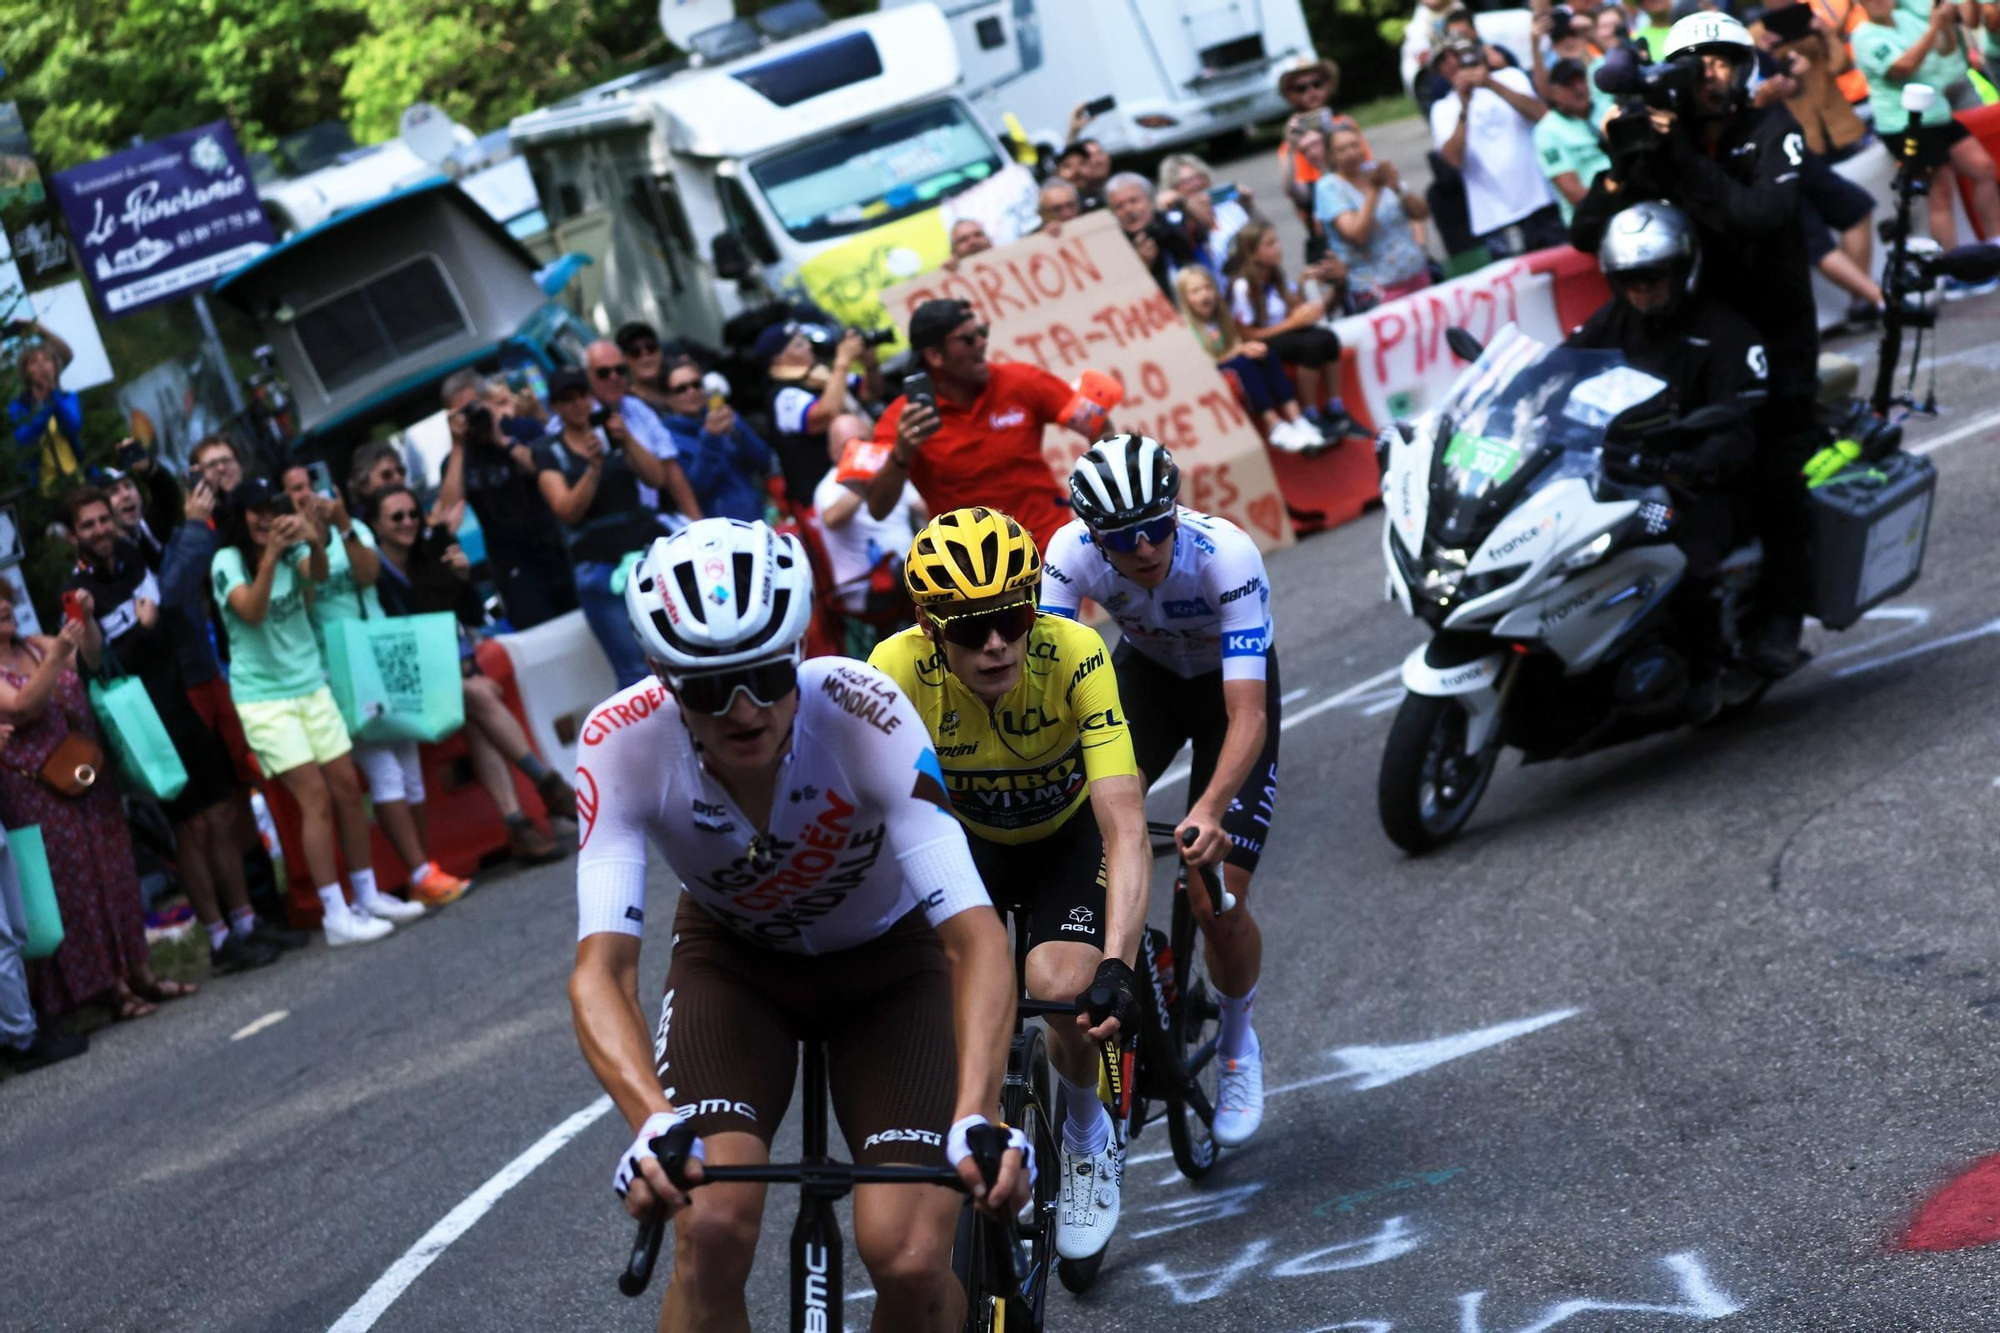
[593,365,630,380]
[930,599,1036,650]
[666,379,705,394]
[950,324,991,348]
[668,659,799,715]
[625,340,661,356]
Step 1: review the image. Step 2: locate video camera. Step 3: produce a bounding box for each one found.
[1596,49,1705,156]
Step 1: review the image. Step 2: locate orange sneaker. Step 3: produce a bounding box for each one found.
[410,865,471,906]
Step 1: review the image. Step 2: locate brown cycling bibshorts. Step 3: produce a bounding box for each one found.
[654,895,959,1166]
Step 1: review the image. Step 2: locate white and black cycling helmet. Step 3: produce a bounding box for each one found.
[626,518,814,674]
[1069,434,1181,530]
[1601,201,1701,321]
[1662,12,1756,103]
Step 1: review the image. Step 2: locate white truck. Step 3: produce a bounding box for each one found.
[882,0,1318,158]
[507,2,1039,348]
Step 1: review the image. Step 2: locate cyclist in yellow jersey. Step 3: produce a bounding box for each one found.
[869,507,1149,1265]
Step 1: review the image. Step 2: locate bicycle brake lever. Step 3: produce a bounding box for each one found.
[621,1208,667,1298]
[1180,825,1237,912]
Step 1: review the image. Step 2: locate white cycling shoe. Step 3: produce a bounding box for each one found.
[1212,1037,1266,1148]
[358,893,426,924]
[1055,1135,1123,1260]
[324,906,394,947]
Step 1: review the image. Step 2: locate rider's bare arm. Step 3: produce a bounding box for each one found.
[1089,772,1151,977]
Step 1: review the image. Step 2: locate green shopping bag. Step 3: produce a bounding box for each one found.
[9,826,62,960]
[324,613,465,744]
[88,672,188,802]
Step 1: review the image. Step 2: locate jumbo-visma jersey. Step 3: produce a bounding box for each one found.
[868,615,1139,846]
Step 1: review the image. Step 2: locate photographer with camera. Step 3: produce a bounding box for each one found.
[435,371,576,631]
[6,320,80,495]
[1108,172,1197,297]
[759,321,882,512]
[1573,12,1820,673]
[655,364,776,523]
[1431,37,1566,259]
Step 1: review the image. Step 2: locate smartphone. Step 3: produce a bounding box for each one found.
[61,589,85,626]
[115,438,145,470]
[305,459,336,499]
[1084,94,1118,118]
[589,406,612,429]
[423,525,456,561]
[904,371,937,410]
[269,494,295,518]
[1209,183,1241,206]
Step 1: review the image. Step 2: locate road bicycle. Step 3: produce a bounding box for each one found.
[618,1038,1026,1333]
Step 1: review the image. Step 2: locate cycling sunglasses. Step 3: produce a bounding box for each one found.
[929,599,1037,650]
[667,659,799,715]
[1095,513,1178,554]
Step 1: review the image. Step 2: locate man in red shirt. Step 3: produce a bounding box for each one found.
[864,299,1100,552]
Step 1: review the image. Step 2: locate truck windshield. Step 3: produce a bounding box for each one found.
[750,99,1001,244]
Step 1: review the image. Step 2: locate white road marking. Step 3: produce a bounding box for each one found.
[326,1095,615,1333]
[229,1010,289,1042]
[1910,407,2000,457]
[1154,666,1403,789]
[1831,616,2000,678]
[1811,605,1932,666]
[1263,1009,1580,1098]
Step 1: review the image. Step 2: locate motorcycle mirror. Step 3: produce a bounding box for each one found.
[1445,327,1485,363]
[1674,404,1738,434]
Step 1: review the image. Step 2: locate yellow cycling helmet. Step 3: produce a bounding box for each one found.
[905,507,1042,608]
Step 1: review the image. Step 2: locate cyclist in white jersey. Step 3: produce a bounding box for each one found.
[570,518,1030,1332]
[1039,436,1279,1146]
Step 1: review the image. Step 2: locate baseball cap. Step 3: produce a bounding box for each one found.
[908,299,978,353]
[1548,56,1590,84]
[547,366,590,399]
[614,320,660,352]
[751,322,799,363]
[229,476,280,511]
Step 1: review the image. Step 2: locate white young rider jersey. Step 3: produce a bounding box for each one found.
[574,657,989,954]
[1037,507,1274,683]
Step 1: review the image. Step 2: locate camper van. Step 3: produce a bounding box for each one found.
[507,2,1039,350]
[881,0,1317,158]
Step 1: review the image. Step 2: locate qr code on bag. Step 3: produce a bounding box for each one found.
[373,632,424,706]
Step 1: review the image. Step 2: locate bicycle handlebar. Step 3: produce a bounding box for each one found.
[1145,821,1237,913]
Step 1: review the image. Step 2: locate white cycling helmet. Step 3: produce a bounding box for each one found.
[1069,434,1181,530]
[626,518,814,673]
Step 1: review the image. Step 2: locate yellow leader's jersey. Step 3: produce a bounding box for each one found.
[867,614,1139,846]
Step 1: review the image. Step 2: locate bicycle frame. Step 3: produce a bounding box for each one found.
[619,1041,1023,1333]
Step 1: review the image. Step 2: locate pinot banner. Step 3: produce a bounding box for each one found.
[51,121,273,317]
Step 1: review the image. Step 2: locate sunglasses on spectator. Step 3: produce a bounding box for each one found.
[380,508,421,525]
[625,340,661,356]
[929,599,1037,649]
[1095,513,1178,554]
[593,364,630,380]
[950,325,991,348]
[667,659,799,715]
[666,378,705,395]
[1290,77,1329,93]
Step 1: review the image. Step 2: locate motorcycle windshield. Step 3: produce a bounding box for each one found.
[1429,326,1669,545]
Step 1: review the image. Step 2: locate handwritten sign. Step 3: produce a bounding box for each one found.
[877,210,1294,553]
[51,120,273,317]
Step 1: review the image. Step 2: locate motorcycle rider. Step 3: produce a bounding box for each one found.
[1567,201,1766,721]
[1570,12,1817,676]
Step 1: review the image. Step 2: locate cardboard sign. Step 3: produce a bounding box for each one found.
[876,210,1294,553]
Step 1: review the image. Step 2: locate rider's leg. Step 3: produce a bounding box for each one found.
[853,1182,966,1333]
[1196,862,1263,1053]
[1026,938,1113,1149]
[658,1132,770,1333]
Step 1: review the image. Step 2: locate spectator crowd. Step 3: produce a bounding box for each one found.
[3,0,1989,1077]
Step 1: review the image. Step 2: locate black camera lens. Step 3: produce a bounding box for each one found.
[861,328,897,348]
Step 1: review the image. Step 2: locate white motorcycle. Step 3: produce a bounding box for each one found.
[1376,325,1788,853]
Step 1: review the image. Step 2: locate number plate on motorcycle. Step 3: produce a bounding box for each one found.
[1442,431,1525,485]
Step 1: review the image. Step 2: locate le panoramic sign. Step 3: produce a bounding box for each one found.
[51,120,274,317]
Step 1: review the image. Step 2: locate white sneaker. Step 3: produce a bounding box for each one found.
[324,906,394,947]
[358,893,425,923]
[1055,1135,1123,1260]
[1212,1038,1266,1148]
[1269,418,1316,453]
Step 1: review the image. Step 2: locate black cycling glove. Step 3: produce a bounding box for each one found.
[1081,957,1141,1034]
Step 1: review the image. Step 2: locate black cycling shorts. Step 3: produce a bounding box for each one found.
[967,812,1107,953]
[1117,644,1281,874]
[655,897,958,1166]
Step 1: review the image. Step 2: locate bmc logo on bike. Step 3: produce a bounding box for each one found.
[862,1127,943,1150]
[803,1241,832,1328]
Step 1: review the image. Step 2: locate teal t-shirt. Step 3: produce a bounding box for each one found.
[1854,10,1965,133]
[307,523,385,651]
[211,545,325,703]
[1534,111,1612,224]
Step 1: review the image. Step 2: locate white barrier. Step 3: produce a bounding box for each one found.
[489,608,616,776]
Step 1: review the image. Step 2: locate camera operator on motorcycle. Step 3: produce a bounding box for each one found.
[1567,202,1767,721]
[1571,12,1818,677]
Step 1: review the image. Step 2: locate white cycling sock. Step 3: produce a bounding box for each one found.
[349,868,382,906]
[1059,1070,1110,1156]
[1218,984,1258,1061]
[317,884,348,920]
[411,862,434,884]
[206,919,230,951]
[229,907,257,938]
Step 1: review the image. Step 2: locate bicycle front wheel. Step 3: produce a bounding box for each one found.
[1164,894,1223,1181]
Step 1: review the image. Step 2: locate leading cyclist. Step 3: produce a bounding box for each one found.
[569,518,1030,1333]
[867,507,1151,1266]
[1040,436,1279,1147]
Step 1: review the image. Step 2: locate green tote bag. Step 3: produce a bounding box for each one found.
[9,826,62,960]
[88,670,188,802]
[325,612,465,745]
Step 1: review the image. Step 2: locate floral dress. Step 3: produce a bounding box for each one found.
[0,642,148,1017]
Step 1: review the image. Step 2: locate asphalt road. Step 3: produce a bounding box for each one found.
[12,132,2000,1333]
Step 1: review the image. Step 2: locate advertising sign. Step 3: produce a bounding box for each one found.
[51,120,274,317]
